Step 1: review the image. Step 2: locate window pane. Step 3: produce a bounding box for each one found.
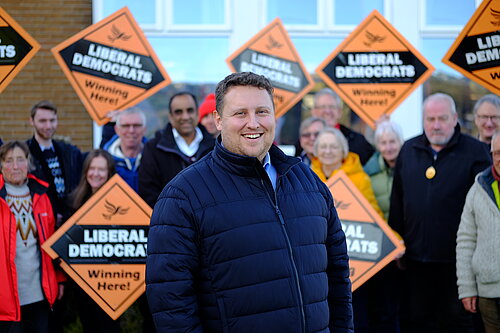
[103,0,156,25]
[267,0,317,25]
[134,37,229,137]
[425,0,475,26]
[173,0,225,25]
[291,37,343,73]
[422,38,459,75]
[148,37,230,83]
[334,0,384,25]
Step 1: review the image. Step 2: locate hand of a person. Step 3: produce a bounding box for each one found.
[58,283,65,301]
[461,296,477,313]
[394,239,405,260]
[375,114,390,127]
[105,110,121,122]
[56,213,63,227]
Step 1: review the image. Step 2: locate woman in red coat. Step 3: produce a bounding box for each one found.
[0,141,63,332]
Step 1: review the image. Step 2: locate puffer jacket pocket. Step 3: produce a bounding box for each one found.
[216,295,229,333]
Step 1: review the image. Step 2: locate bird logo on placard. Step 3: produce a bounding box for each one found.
[490,8,500,26]
[108,25,132,43]
[103,200,129,220]
[363,30,386,47]
[266,35,283,50]
[334,199,351,211]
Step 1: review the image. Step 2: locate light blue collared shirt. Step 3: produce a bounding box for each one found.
[38,142,54,152]
[262,153,277,190]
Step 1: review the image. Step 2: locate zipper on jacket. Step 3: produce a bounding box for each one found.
[37,212,54,307]
[260,175,306,333]
[8,212,20,320]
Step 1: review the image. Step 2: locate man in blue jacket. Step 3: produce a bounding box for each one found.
[146,72,353,333]
[389,93,491,333]
[103,107,147,192]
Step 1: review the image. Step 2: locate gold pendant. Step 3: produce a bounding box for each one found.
[426,166,436,179]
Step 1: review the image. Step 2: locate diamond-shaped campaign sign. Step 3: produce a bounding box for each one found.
[52,7,171,125]
[326,171,404,291]
[0,7,40,93]
[316,10,434,129]
[226,18,315,118]
[42,174,152,320]
[443,0,500,94]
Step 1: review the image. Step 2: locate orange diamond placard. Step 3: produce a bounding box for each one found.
[316,10,434,128]
[52,7,171,125]
[42,174,152,320]
[226,18,314,118]
[326,171,404,291]
[443,0,500,94]
[0,7,40,93]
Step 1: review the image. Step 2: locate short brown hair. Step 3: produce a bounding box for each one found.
[215,72,274,115]
[30,100,57,119]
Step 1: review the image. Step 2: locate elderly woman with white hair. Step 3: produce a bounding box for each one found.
[363,120,404,220]
[359,120,405,333]
[311,127,383,218]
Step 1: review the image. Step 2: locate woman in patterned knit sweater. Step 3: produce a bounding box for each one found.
[0,141,64,332]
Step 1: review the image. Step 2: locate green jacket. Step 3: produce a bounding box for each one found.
[363,152,393,220]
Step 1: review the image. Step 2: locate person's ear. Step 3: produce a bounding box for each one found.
[214,110,222,131]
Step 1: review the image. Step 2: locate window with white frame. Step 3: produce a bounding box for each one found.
[92,0,487,145]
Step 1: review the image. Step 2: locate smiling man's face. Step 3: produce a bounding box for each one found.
[214,85,275,162]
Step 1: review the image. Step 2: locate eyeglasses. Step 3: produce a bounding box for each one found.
[492,150,500,158]
[301,131,320,139]
[316,104,339,110]
[476,114,500,122]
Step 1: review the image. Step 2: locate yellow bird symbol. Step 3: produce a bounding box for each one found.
[266,35,283,50]
[364,30,386,47]
[108,25,132,43]
[102,200,130,220]
[490,8,500,26]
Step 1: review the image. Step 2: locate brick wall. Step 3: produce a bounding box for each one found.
[1,0,93,151]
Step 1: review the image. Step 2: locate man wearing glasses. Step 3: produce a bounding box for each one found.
[298,117,326,166]
[311,88,375,165]
[473,94,500,145]
[103,108,147,192]
[457,131,500,331]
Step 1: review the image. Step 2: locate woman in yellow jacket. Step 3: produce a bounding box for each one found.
[311,127,384,218]
[312,127,404,332]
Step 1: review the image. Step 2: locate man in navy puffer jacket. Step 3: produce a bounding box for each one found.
[146,72,353,333]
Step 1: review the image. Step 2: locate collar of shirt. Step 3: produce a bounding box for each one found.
[263,152,277,190]
[172,127,203,157]
[38,142,54,152]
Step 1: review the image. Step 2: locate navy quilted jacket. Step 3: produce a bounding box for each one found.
[146,140,353,333]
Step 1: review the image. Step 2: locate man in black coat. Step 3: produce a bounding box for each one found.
[310,88,374,165]
[146,72,353,332]
[26,100,85,333]
[389,93,491,333]
[138,92,215,208]
[26,100,84,226]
